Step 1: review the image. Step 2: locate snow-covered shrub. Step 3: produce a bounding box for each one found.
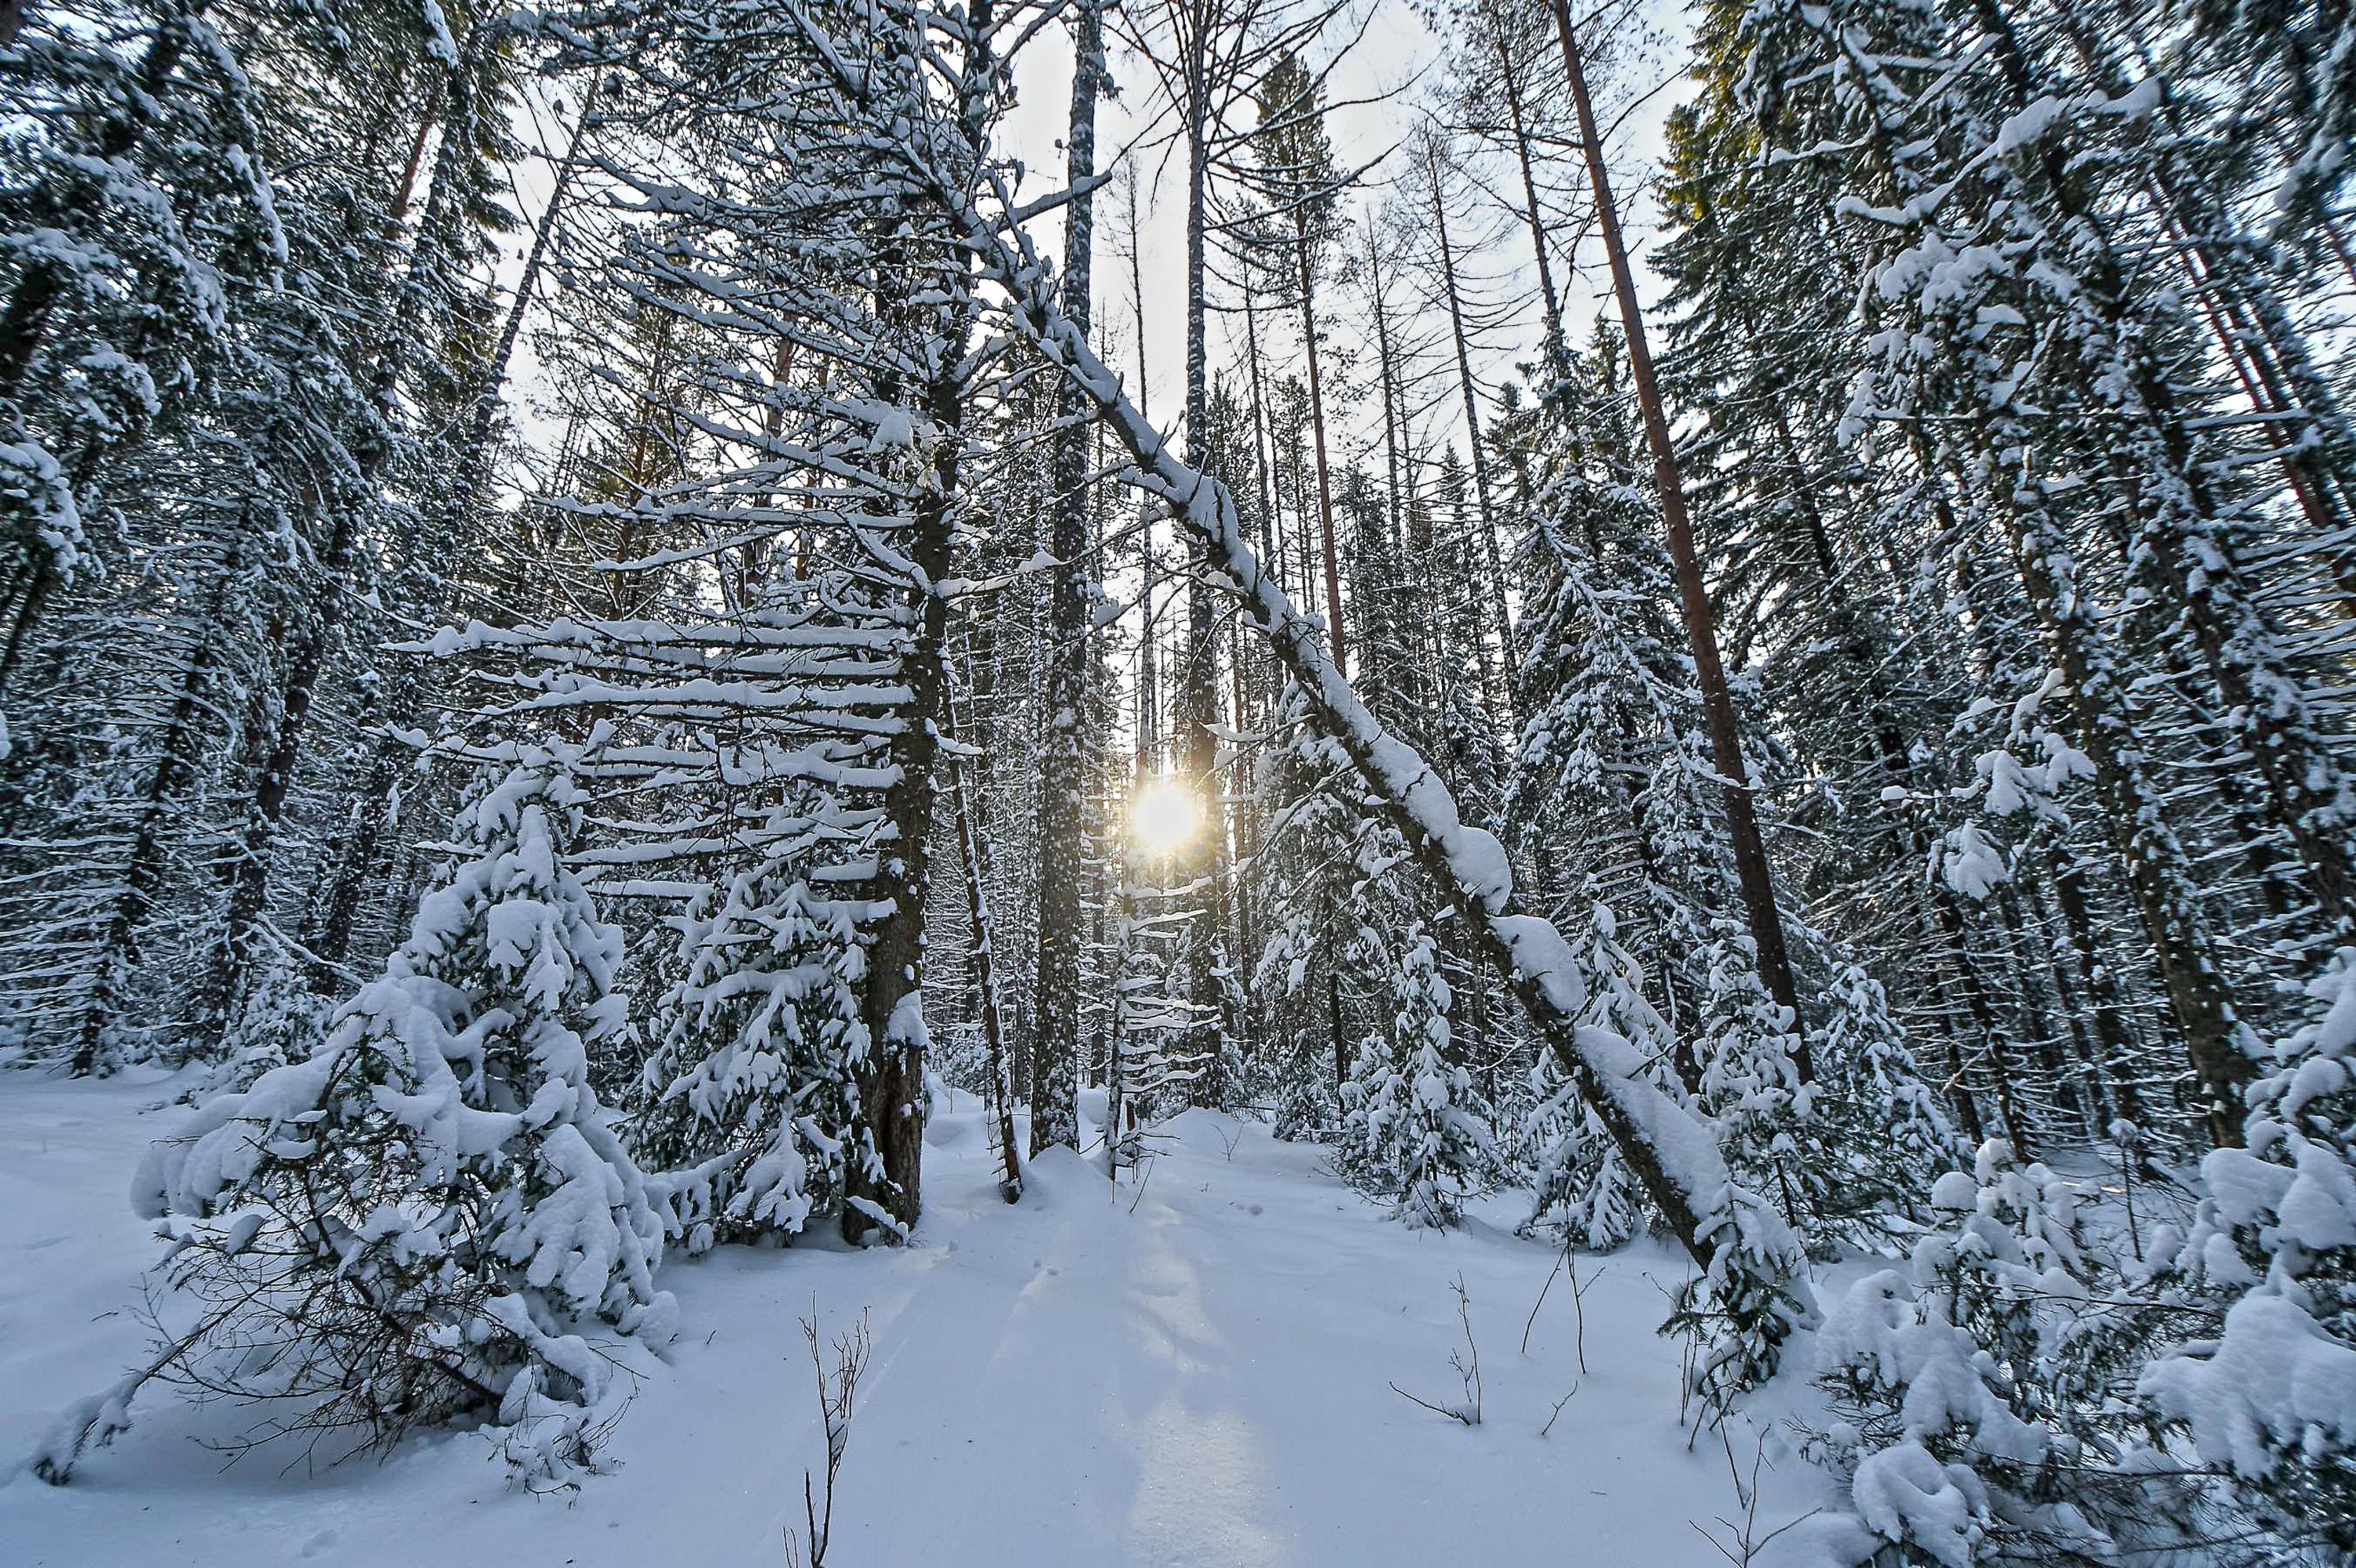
[1798,954,2356,1563]
[2140,948,2356,1553]
[1666,1181,1816,1409]
[46,760,675,1486]
[1805,1140,2193,1564]
[1338,924,1495,1227]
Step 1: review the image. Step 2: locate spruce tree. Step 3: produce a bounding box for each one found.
[1339,923,1496,1226]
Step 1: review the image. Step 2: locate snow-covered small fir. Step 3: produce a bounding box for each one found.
[2142,949,2356,1552]
[1338,924,1495,1227]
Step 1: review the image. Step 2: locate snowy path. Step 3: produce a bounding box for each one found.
[1,1074,1827,1566]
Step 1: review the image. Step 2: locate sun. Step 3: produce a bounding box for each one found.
[1130,777,1198,859]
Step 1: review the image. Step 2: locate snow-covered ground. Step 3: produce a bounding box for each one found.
[2,1072,1831,1566]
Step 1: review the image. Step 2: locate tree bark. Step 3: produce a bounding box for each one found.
[1030,0,1102,1154]
[1548,0,1810,1056]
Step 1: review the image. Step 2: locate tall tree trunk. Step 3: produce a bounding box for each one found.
[69,526,247,1070]
[1241,271,1280,568]
[843,391,955,1241]
[1294,214,1346,677]
[1030,0,1102,1154]
[1421,141,1516,726]
[840,0,1014,1238]
[1179,117,1229,1107]
[1366,228,1403,546]
[1549,0,1811,1056]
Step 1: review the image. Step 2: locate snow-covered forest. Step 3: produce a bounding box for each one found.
[1,0,2353,1555]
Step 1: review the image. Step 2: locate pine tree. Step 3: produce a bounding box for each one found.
[1029,0,1110,1157]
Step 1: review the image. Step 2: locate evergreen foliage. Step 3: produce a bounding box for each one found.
[46,760,674,1484]
[1338,923,1496,1226]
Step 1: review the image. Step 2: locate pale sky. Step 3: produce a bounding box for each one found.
[993,0,1699,469]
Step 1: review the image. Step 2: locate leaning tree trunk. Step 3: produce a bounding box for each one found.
[982,221,1813,1380]
[1549,0,1811,1054]
[764,0,1813,1383]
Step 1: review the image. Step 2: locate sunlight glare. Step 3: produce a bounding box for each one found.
[1131,778,1198,859]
